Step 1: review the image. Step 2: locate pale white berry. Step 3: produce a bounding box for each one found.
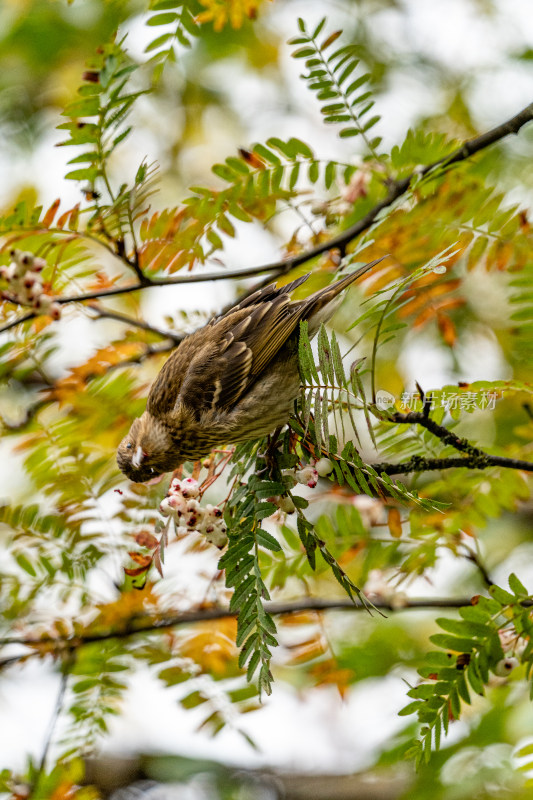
[34,294,53,313]
[27,283,43,300]
[18,251,35,267]
[204,521,228,548]
[32,257,46,273]
[295,466,319,488]
[315,458,333,477]
[159,497,174,517]
[181,478,200,498]
[0,264,17,282]
[168,495,187,513]
[494,657,519,677]
[205,503,223,518]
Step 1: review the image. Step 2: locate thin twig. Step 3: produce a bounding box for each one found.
[0,310,35,334]
[34,668,70,791]
[87,304,183,343]
[462,544,494,589]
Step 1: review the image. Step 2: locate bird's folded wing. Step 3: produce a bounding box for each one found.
[175,291,310,416]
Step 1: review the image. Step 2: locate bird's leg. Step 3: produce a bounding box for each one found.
[257,427,283,478]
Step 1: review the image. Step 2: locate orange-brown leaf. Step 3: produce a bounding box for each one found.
[68,203,80,231]
[239,148,266,169]
[135,531,159,550]
[128,551,152,567]
[49,342,145,404]
[321,30,342,50]
[42,198,61,228]
[437,312,457,347]
[310,658,355,698]
[124,565,150,576]
[398,279,461,318]
[412,297,465,329]
[287,638,327,665]
[181,619,238,676]
[57,205,79,228]
[153,548,164,578]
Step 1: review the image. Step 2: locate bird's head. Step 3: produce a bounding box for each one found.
[117,412,175,483]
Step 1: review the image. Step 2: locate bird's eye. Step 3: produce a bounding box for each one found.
[126,443,132,450]
[150,468,155,474]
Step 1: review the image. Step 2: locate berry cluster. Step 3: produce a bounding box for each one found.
[283,457,333,490]
[0,249,61,319]
[270,457,335,514]
[159,477,227,548]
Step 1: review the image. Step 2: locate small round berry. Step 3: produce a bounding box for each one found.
[278,496,296,514]
[168,495,186,513]
[315,458,334,477]
[205,503,223,518]
[181,478,200,498]
[32,258,46,273]
[295,466,318,489]
[204,523,228,548]
[50,303,62,321]
[159,498,173,517]
[34,294,52,313]
[28,283,43,300]
[494,657,519,677]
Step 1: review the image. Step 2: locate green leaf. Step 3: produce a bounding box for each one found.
[509,573,529,597]
[147,12,179,25]
[256,529,282,552]
[489,585,515,605]
[429,634,476,653]
[15,553,37,577]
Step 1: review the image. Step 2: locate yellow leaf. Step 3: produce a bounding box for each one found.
[388,507,402,538]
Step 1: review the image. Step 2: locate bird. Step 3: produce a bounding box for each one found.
[117,258,383,482]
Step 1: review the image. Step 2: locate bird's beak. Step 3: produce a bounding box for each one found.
[132,445,144,469]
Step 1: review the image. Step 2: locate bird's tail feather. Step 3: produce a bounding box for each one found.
[304,256,386,334]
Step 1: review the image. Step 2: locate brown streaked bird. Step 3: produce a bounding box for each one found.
[117,258,383,482]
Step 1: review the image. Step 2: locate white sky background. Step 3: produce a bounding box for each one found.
[1,0,533,780]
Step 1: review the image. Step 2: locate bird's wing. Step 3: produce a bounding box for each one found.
[221,273,310,314]
[147,274,312,418]
[174,286,312,416]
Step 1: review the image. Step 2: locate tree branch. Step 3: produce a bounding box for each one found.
[0,596,478,656]
[371,452,533,475]
[390,410,485,457]
[1,102,532,335]
[226,101,533,290]
[372,409,533,474]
